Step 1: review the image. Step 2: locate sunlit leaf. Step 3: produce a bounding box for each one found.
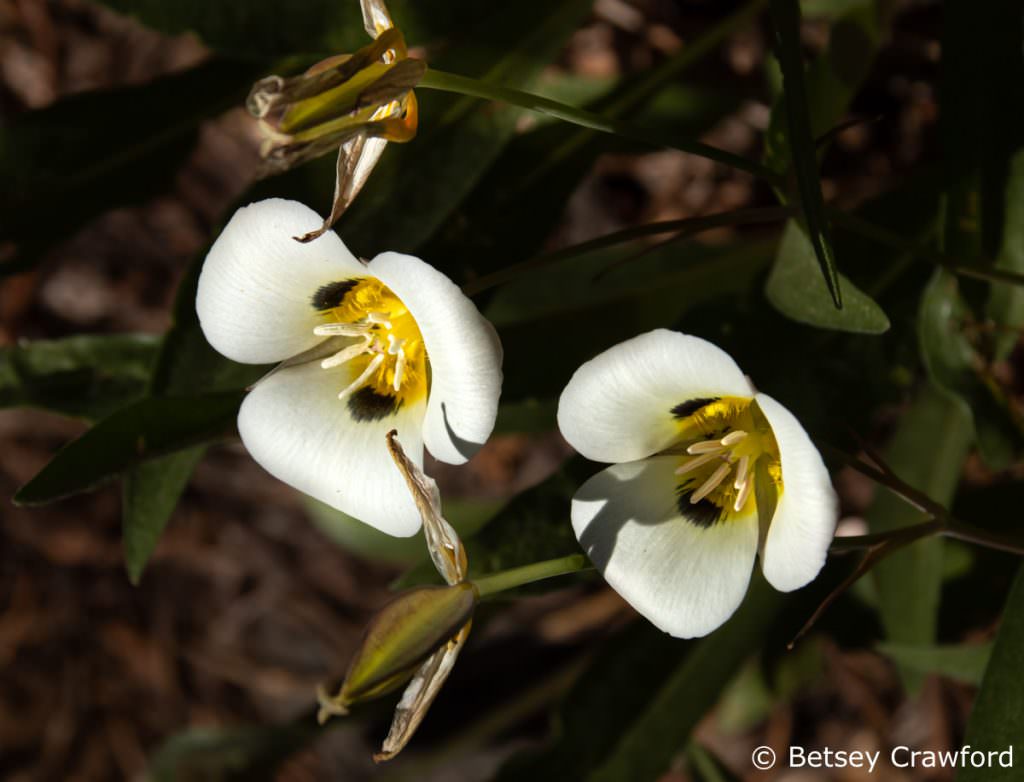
[14,391,243,506]
[766,220,889,333]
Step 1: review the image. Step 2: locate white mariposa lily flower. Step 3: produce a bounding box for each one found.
[196,198,502,536]
[557,329,837,638]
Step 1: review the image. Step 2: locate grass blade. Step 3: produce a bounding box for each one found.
[768,0,843,307]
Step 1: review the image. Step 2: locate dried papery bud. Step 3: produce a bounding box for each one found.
[374,619,472,762]
[317,582,478,722]
[245,0,424,242]
[317,431,479,761]
[386,430,468,585]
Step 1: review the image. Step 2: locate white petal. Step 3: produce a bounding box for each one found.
[197,198,367,364]
[557,330,753,464]
[755,393,838,592]
[369,252,502,464]
[237,359,426,536]
[571,455,759,639]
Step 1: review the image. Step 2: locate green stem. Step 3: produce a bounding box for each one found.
[462,205,792,296]
[828,520,942,553]
[516,0,768,193]
[418,68,783,185]
[832,210,1024,289]
[472,553,590,598]
[943,520,1024,557]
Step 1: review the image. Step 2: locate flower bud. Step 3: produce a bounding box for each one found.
[318,582,478,719]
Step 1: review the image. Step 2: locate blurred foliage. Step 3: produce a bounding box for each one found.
[876,641,992,686]
[0,334,157,419]
[0,60,263,275]
[866,386,973,691]
[144,718,321,782]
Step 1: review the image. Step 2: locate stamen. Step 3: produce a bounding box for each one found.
[733,475,753,512]
[393,348,406,392]
[387,334,406,355]
[321,339,371,369]
[367,311,393,329]
[313,322,371,337]
[686,439,728,455]
[690,462,731,504]
[733,454,750,489]
[674,451,725,476]
[337,353,384,400]
[720,430,747,447]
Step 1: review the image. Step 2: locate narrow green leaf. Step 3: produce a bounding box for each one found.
[423,2,759,287]
[495,622,683,782]
[867,384,973,691]
[958,567,1024,782]
[764,0,882,172]
[987,149,1024,360]
[767,220,889,333]
[418,68,779,183]
[14,391,243,506]
[495,578,783,782]
[589,579,782,782]
[118,238,267,583]
[0,334,157,420]
[430,83,741,288]
[338,0,595,254]
[768,0,843,307]
[496,241,776,402]
[877,641,992,686]
[123,448,205,584]
[466,206,790,297]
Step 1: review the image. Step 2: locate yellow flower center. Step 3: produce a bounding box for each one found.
[311,278,428,418]
[669,396,782,525]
